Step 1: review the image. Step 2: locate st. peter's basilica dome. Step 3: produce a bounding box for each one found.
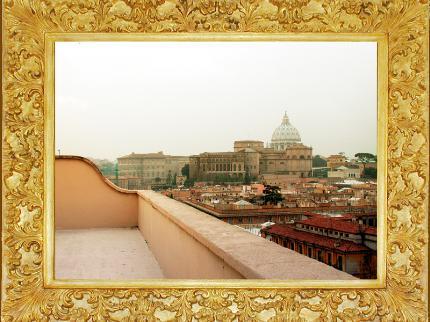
[270,112,301,150]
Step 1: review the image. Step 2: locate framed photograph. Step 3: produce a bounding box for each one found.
[2,1,428,320]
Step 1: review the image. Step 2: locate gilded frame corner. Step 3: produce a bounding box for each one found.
[2,0,429,320]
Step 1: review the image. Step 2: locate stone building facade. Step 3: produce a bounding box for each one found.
[189,112,312,182]
[117,152,189,189]
[189,151,251,182]
[328,165,362,179]
[327,154,348,169]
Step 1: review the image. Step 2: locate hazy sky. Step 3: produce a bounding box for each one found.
[55,41,377,161]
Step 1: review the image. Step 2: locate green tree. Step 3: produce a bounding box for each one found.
[363,167,377,179]
[114,162,119,184]
[93,159,115,177]
[184,178,194,187]
[312,155,327,167]
[355,153,377,163]
[262,185,283,205]
[166,170,172,185]
[181,164,190,177]
[244,172,251,184]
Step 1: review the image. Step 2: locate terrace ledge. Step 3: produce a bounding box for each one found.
[137,190,356,280]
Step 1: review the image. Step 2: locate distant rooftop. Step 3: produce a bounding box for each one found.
[234,199,253,206]
[234,140,264,143]
[118,152,189,159]
[263,224,372,252]
[299,217,376,235]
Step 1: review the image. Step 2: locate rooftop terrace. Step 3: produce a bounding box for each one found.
[56,228,163,279]
[55,156,356,280]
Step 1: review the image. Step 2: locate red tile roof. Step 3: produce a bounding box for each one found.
[343,212,377,218]
[264,224,372,253]
[298,217,377,236]
[364,226,377,235]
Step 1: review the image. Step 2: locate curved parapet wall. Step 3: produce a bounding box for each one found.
[55,156,138,229]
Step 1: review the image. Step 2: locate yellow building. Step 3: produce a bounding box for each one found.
[117,152,189,189]
[327,154,347,169]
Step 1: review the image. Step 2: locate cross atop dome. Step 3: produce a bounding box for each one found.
[282,111,290,125]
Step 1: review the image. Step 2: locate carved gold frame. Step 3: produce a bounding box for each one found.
[2,1,429,320]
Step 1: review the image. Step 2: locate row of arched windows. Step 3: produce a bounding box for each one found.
[271,237,345,271]
[202,163,242,172]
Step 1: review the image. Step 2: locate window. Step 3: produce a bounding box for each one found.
[327,253,332,265]
[337,256,343,270]
[317,250,323,262]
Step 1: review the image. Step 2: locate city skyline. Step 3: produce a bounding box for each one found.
[56,41,377,160]
[83,146,375,162]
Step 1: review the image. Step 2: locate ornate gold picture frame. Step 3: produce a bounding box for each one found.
[2,0,429,320]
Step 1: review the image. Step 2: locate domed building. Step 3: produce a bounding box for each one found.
[189,111,313,182]
[270,112,301,150]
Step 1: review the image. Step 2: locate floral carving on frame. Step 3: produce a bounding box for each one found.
[2,0,429,321]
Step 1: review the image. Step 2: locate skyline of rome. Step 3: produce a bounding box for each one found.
[55,42,377,160]
[57,111,377,162]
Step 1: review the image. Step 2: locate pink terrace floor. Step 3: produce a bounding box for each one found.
[55,228,164,279]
